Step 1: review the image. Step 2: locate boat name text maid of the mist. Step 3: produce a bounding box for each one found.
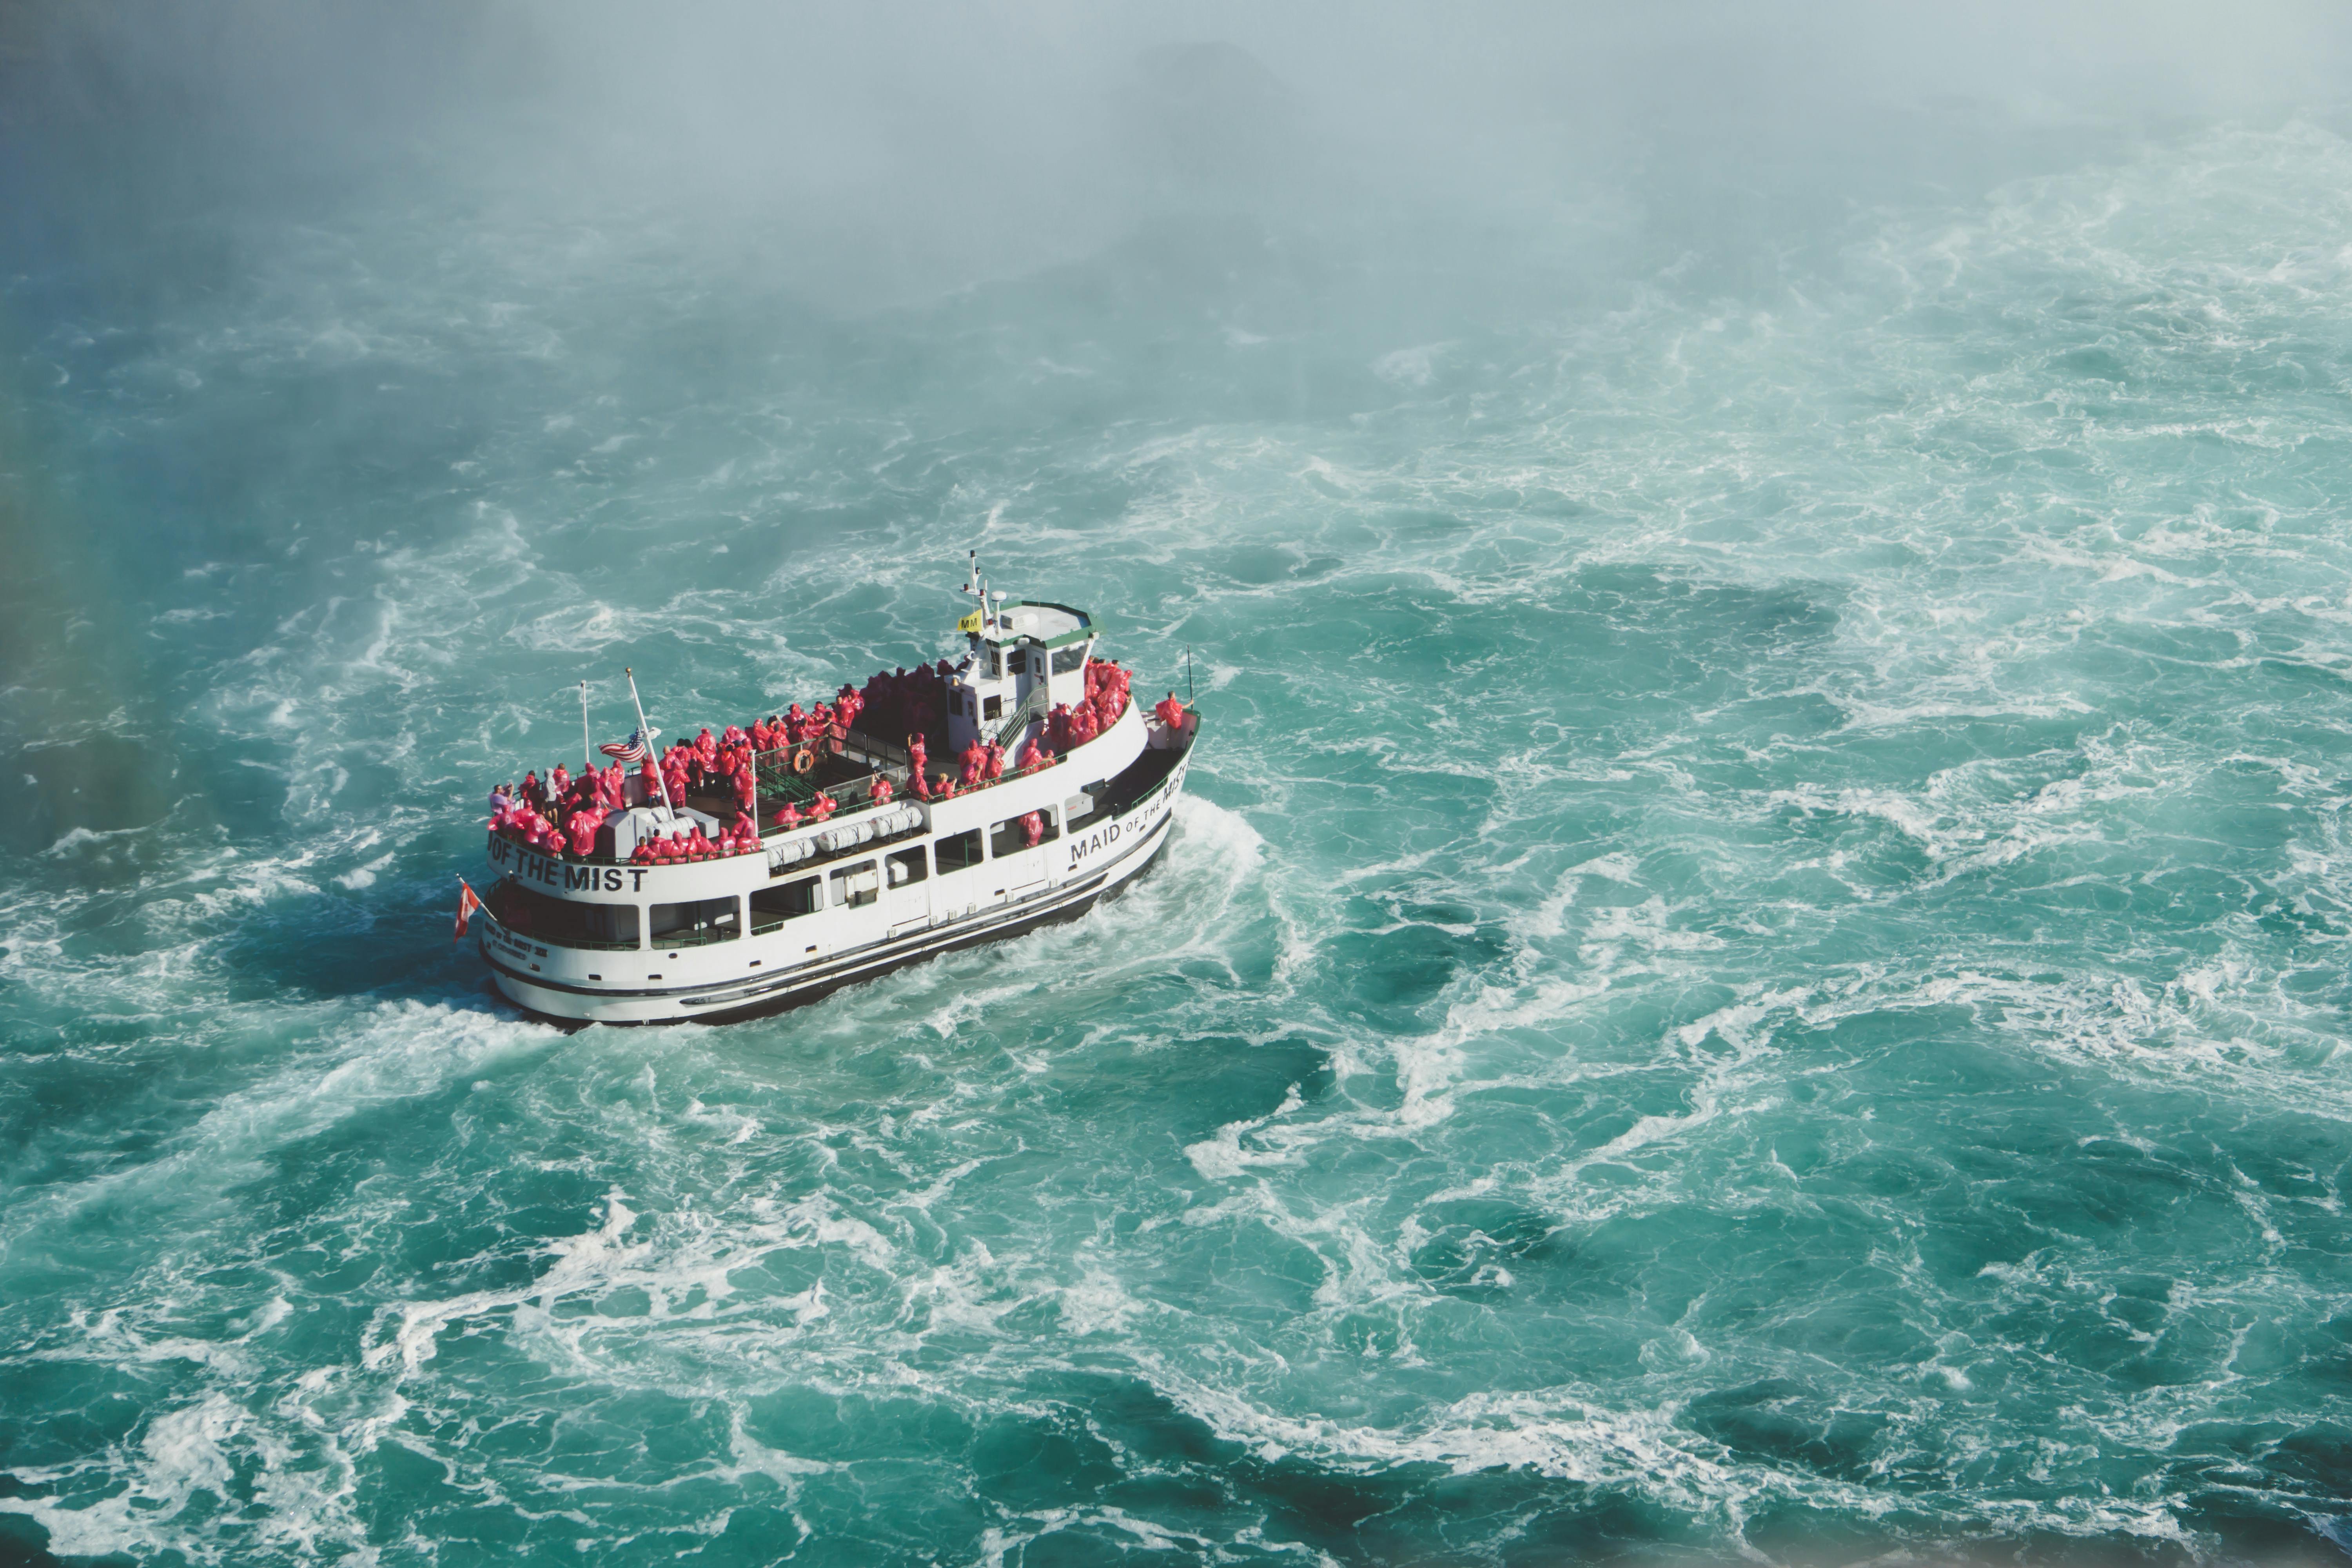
[488,835,652,894]
[1068,775,1175,869]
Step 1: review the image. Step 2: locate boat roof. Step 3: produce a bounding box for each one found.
[991,601,1097,650]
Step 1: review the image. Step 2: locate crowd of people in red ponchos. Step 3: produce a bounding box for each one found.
[484,657,1153,863]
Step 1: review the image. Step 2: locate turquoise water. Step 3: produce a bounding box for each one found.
[11,27,2352,1562]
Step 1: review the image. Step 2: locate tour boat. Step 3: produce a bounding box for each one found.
[466,572,1198,1024]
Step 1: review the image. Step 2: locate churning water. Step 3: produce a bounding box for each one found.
[8,34,2352,1565]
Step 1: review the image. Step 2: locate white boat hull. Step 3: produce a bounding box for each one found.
[477,709,1193,1025]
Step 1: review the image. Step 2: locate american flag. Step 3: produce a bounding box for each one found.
[600,729,651,763]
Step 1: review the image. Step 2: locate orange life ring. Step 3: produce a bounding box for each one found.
[791,745,816,775]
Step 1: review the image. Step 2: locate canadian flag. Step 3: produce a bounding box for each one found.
[454,877,484,940]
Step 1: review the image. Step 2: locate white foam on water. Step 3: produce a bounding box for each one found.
[18,117,2352,1566]
[362,1189,648,1374]
[0,1393,330,1566]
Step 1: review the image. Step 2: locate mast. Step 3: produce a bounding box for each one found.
[624,667,675,819]
[580,681,592,773]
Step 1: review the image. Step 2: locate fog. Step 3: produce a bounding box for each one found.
[11,1,2352,311]
[7,0,2351,764]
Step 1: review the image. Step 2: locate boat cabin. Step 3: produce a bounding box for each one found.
[948,600,1096,751]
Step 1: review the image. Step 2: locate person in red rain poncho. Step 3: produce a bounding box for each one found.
[933,773,957,801]
[773,799,802,831]
[731,808,757,842]
[807,793,837,822]
[1155,691,1187,730]
[1017,735,1052,772]
[639,755,662,802]
[1022,810,1044,848]
[869,775,894,806]
[983,741,1005,782]
[960,739,985,788]
[722,723,746,749]
[567,810,600,858]
[550,762,571,800]
[784,703,807,742]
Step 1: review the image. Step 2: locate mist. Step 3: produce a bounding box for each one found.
[12,1,2352,311]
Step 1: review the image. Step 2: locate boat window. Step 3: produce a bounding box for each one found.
[935,828,983,872]
[750,877,821,932]
[989,648,1007,680]
[1051,644,1087,675]
[650,895,739,946]
[983,693,1003,720]
[830,861,881,909]
[489,879,641,949]
[989,807,1058,858]
[886,846,928,886]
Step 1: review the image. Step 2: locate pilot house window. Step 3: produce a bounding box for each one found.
[1051,645,1087,675]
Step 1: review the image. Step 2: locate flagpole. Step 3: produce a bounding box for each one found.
[580,681,592,774]
[625,667,676,819]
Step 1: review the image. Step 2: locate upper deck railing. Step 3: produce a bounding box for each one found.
[489,695,1132,867]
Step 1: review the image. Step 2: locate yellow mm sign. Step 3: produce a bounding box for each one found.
[958,610,984,633]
